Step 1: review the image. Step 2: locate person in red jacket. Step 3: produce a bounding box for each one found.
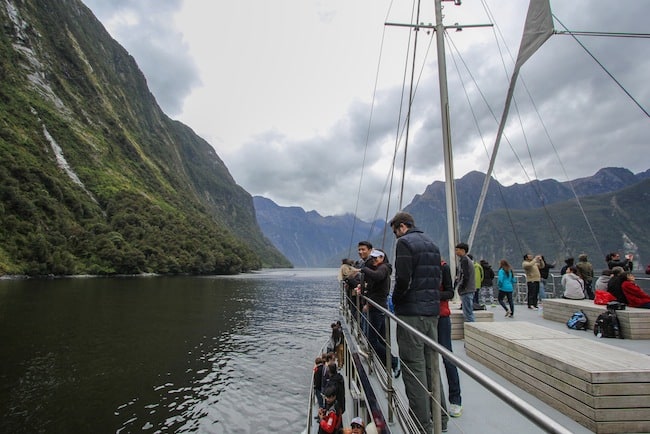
[318,386,342,434]
[620,272,650,308]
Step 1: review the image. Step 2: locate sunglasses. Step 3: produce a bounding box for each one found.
[351,423,363,428]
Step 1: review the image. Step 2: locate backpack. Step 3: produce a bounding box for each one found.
[482,264,495,281]
[566,310,588,330]
[593,310,622,338]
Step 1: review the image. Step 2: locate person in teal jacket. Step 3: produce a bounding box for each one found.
[497,259,517,317]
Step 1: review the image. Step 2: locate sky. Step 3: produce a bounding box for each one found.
[81,0,649,221]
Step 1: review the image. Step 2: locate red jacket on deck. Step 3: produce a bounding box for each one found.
[621,280,650,307]
[318,403,342,434]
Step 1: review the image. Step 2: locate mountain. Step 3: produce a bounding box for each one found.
[0,0,290,276]
[406,167,650,267]
[254,167,649,269]
[471,177,650,269]
[253,196,387,267]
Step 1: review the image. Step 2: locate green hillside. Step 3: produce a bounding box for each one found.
[0,0,290,275]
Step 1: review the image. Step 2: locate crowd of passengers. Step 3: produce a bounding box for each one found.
[315,211,650,433]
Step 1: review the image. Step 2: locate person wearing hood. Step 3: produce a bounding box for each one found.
[561,266,586,299]
[359,249,400,378]
[575,253,594,299]
[594,269,613,291]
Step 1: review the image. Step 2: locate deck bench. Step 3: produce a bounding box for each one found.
[543,298,650,339]
[464,321,650,433]
[449,306,493,340]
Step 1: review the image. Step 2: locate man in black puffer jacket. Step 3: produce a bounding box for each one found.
[389,211,442,433]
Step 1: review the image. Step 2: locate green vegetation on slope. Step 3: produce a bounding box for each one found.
[0,0,290,275]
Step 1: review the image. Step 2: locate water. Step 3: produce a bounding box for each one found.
[0,269,339,433]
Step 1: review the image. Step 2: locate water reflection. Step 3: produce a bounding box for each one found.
[0,269,339,433]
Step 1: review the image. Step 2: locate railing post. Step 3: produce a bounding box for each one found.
[385,312,394,423]
[432,346,441,434]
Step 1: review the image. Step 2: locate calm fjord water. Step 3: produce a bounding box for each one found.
[0,269,338,433]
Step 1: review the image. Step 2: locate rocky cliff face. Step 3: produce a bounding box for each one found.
[0,0,289,275]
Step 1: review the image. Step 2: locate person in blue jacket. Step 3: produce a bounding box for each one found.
[497,259,516,317]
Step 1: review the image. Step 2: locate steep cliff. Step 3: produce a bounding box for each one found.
[0,0,290,275]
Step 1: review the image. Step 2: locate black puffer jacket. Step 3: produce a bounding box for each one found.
[361,262,393,309]
[392,227,441,316]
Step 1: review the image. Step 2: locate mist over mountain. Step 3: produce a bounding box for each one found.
[256,168,650,268]
[0,0,289,275]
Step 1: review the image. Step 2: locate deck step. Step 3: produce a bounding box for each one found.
[464,321,650,433]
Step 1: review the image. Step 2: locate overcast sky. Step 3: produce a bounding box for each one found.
[81,0,649,221]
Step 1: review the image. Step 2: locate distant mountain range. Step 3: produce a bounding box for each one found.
[255,167,650,269]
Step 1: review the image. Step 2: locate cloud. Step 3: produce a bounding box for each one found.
[83,0,200,115]
[82,0,650,221]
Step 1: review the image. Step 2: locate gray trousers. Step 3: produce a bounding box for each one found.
[397,315,444,433]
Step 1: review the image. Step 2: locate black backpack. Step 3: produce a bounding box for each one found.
[593,310,622,338]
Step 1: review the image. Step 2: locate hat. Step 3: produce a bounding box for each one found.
[369,249,384,258]
[351,417,364,426]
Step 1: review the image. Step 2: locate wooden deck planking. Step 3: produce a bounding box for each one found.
[464,322,650,433]
[543,299,650,339]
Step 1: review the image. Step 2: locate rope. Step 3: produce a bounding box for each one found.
[553,16,649,118]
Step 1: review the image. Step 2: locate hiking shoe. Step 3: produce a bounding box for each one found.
[449,404,462,418]
[393,358,401,378]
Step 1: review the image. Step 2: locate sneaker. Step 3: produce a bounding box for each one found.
[532,306,539,310]
[504,310,511,317]
[393,358,401,378]
[449,404,462,418]
[442,422,448,432]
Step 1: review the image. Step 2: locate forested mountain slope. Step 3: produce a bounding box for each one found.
[0,0,290,275]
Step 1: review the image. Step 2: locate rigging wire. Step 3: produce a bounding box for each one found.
[346,0,399,258]
[400,0,423,212]
[383,0,419,250]
[553,16,649,118]
[480,2,616,260]
[445,33,525,255]
[480,0,574,256]
[474,0,614,258]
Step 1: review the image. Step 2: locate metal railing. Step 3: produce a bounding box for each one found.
[349,289,574,434]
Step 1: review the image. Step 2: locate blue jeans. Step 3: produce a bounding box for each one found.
[460,292,475,322]
[438,316,461,405]
[367,308,397,369]
[539,278,546,300]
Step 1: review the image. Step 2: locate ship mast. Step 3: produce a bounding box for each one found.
[388,1,490,276]
[435,0,459,276]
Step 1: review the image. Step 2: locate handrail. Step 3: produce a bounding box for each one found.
[361,296,574,434]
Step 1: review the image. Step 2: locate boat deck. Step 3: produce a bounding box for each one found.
[441,303,648,434]
[316,301,649,434]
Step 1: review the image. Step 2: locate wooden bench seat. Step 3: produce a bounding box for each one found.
[464,322,650,433]
[449,306,493,340]
[543,298,650,339]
